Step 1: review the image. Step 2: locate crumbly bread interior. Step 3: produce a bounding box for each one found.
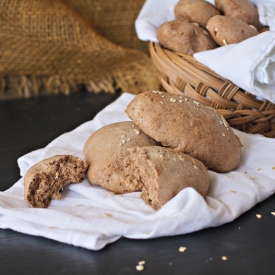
[124,146,209,211]
[25,155,88,208]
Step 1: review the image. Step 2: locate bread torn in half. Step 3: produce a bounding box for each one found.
[83,121,158,194]
[124,146,209,210]
[24,155,88,208]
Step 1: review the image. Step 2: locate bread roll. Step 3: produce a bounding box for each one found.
[175,0,220,28]
[157,19,217,55]
[215,0,261,30]
[83,121,158,194]
[126,91,242,173]
[24,155,88,208]
[125,146,209,210]
[207,15,259,46]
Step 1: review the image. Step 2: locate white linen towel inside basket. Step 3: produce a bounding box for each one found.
[135,0,275,104]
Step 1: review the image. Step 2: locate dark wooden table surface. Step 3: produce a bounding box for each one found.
[1,91,275,275]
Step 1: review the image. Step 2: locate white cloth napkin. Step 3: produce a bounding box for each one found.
[0,93,275,250]
[135,0,275,104]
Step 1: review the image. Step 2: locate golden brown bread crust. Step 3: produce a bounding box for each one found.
[157,19,217,55]
[215,0,261,30]
[125,91,242,173]
[125,146,209,211]
[206,15,259,46]
[24,155,88,208]
[83,121,158,194]
[175,0,220,28]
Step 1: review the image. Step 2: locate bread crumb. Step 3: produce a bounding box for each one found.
[248,177,257,180]
[230,190,236,193]
[179,99,183,103]
[178,155,184,161]
[222,39,228,45]
[222,133,225,136]
[152,91,158,93]
[220,116,229,130]
[75,204,83,207]
[169,262,173,266]
[222,256,228,261]
[192,22,199,27]
[104,213,111,217]
[203,30,209,35]
[257,168,262,171]
[193,100,200,106]
[271,212,275,216]
[250,25,257,30]
[170,97,177,103]
[138,261,145,265]
[136,265,144,271]
[179,246,187,252]
[256,214,261,218]
[160,101,164,105]
[272,166,275,170]
[206,107,216,113]
[134,129,140,135]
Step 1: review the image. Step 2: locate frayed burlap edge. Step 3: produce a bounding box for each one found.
[0,68,160,100]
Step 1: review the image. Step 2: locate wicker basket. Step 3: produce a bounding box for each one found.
[149,41,275,138]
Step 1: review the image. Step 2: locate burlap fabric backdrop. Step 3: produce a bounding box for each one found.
[0,0,160,99]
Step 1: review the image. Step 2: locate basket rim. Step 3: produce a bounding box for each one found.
[149,41,275,137]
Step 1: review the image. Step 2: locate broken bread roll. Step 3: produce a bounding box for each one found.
[126,91,242,173]
[24,155,88,208]
[124,146,209,211]
[83,121,158,194]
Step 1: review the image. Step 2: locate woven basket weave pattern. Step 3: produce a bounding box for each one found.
[149,42,275,138]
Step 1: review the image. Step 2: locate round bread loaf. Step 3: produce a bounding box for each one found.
[125,91,242,173]
[125,146,209,211]
[83,121,159,194]
[206,15,259,46]
[157,19,217,55]
[175,0,220,28]
[24,155,88,208]
[215,0,261,30]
